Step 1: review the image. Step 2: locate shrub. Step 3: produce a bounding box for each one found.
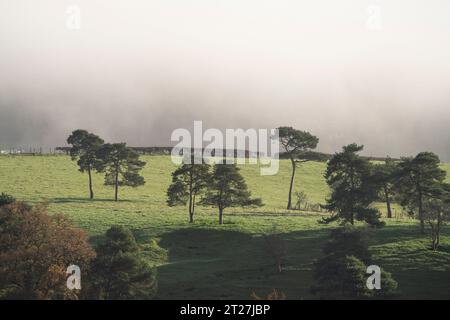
[0,193,15,207]
[322,225,372,264]
[294,191,308,210]
[89,225,157,299]
[311,225,397,299]
[356,208,385,228]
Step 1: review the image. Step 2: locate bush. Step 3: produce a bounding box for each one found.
[294,191,308,210]
[311,225,397,299]
[0,193,15,207]
[322,225,372,264]
[312,254,371,299]
[88,226,158,299]
[356,208,385,228]
[141,239,168,264]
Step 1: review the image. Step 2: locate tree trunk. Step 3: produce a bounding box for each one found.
[287,157,296,210]
[349,169,355,225]
[114,166,119,202]
[384,186,392,218]
[188,166,194,223]
[436,215,442,249]
[88,166,94,199]
[219,207,223,225]
[418,190,425,234]
[189,201,194,223]
[432,228,437,251]
[190,196,195,224]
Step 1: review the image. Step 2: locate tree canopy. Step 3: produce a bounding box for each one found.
[322,144,383,227]
[67,129,104,199]
[395,152,447,233]
[96,143,146,201]
[89,225,157,300]
[167,162,211,223]
[0,202,95,299]
[201,164,262,224]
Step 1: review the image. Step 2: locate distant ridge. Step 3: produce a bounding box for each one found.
[55,146,399,162]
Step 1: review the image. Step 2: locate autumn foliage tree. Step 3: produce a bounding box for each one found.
[0,202,95,299]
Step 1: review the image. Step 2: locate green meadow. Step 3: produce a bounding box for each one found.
[1,155,449,299]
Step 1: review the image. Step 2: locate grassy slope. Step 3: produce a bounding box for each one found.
[0,155,449,299]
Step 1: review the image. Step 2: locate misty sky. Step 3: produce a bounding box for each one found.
[0,0,449,160]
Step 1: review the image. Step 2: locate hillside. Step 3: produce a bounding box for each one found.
[0,155,449,299]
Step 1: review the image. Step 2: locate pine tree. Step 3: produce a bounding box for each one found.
[372,158,398,218]
[167,162,210,223]
[90,226,157,299]
[67,129,104,199]
[322,144,383,227]
[96,143,146,201]
[201,164,262,224]
[278,127,319,210]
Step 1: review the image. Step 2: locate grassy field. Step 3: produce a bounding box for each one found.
[1,155,449,299]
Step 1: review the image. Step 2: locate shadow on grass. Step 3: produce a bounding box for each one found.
[154,227,329,300]
[151,224,450,300]
[367,224,426,245]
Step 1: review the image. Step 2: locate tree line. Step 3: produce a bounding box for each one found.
[67,130,146,201]
[67,128,449,249]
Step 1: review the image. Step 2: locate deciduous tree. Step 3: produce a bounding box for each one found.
[0,202,95,299]
[395,152,446,234]
[422,183,450,250]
